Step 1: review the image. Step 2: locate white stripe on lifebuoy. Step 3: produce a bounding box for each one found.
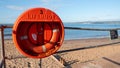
[33,29,59,53]
[42,45,46,52]
[32,33,37,41]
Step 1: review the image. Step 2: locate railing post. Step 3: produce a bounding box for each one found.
[0,28,2,68]
[0,27,6,68]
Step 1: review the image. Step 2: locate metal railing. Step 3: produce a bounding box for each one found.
[0,25,120,68]
[1,25,120,39]
[65,27,120,31]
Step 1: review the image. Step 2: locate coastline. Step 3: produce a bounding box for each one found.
[0,37,120,68]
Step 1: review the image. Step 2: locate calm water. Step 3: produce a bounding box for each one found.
[64,23,120,40]
[1,23,120,40]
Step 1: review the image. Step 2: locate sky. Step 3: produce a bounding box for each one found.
[0,0,120,24]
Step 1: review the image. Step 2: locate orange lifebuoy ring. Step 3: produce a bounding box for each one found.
[12,8,64,58]
[33,28,60,53]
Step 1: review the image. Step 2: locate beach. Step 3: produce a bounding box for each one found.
[1,0,120,68]
[1,37,120,68]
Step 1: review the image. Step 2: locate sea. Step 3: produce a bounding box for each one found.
[1,22,120,40]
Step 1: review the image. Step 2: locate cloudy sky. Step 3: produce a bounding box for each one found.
[0,0,120,24]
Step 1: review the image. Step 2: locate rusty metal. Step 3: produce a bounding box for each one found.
[0,28,3,68]
[0,26,6,68]
[0,25,13,28]
[65,27,120,31]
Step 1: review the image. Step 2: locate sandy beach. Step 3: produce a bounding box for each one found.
[1,37,120,68]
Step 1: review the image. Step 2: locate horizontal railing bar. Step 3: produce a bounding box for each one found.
[1,25,120,31]
[0,25,13,28]
[4,34,12,36]
[57,41,120,54]
[64,27,120,31]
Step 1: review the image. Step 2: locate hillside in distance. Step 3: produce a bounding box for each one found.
[79,21,120,24]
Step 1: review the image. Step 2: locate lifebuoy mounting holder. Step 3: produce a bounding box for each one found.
[12,8,64,58]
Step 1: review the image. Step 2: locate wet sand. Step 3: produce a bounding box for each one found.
[0,37,120,68]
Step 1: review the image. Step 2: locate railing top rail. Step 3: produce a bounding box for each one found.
[65,27,120,31]
[1,25,120,31]
[0,25,13,28]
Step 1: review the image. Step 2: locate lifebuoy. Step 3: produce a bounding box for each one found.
[12,8,64,58]
[32,28,60,53]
